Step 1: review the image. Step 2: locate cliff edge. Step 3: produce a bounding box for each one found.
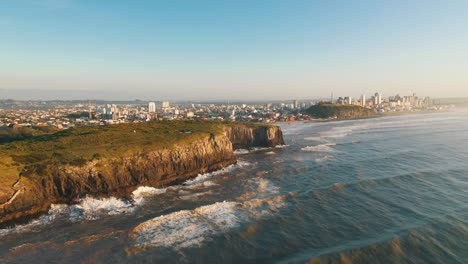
[304,103,377,119]
[0,121,284,227]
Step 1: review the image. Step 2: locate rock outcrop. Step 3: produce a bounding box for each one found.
[224,125,285,149]
[0,123,284,227]
[305,103,377,119]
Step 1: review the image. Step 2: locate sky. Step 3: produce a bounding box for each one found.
[1,0,468,100]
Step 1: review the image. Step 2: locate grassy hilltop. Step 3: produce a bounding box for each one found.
[0,121,271,186]
[304,102,376,119]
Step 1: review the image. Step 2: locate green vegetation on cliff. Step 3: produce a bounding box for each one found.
[1,121,267,165]
[304,103,376,119]
[0,121,284,226]
[0,121,277,184]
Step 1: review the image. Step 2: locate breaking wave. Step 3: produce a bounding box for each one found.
[69,196,135,221]
[234,149,250,155]
[315,155,334,163]
[0,204,68,236]
[132,186,168,205]
[301,143,336,152]
[304,137,322,141]
[131,194,291,250]
[0,196,135,235]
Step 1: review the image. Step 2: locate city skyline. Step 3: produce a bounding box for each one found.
[2,1,468,100]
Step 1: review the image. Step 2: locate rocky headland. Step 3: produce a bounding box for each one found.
[304,103,377,120]
[0,121,284,227]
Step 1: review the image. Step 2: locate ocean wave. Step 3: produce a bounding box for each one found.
[0,161,252,235]
[131,194,291,250]
[315,155,334,162]
[69,196,135,221]
[0,195,136,235]
[301,143,336,152]
[132,186,168,205]
[265,151,276,155]
[179,190,214,200]
[183,160,251,186]
[0,204,68,236]
[256,178,280,195]
[304,136,322,141]
[320,123,372,138]
[233,149,250,155]
[234,146,287,155]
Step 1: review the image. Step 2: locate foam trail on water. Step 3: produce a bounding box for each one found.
[131,194,291,250]
[0,204,68,236]
[234,149,250,155]
[304,137,322,141]
[184,160,251,186]
[315,155,334,163]
[132,186,167,205]
[301,143,336,152]
[69,196,135,221]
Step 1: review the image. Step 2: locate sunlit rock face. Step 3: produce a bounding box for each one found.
[0,124,284,227]
[224,126,284,149]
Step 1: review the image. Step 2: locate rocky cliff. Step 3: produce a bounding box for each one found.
[0,123,284,227]
[305,103,377,119]
[224,125,285,149]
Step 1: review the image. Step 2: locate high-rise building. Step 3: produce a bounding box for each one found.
[148,102,156,113]
[374,92,382,105]
[361,94,366,107]
[293,100,299,109]
[345,97,352,105]
[162,101,170,108]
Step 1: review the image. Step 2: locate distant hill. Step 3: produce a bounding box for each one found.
[304,103,377,119]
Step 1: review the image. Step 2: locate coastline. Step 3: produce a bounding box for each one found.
[0,122,285,228]
[276,108,454,125]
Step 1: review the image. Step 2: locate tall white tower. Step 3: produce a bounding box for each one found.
[361,94,366,107]
[148,102,156,113]
[374,92,382,105]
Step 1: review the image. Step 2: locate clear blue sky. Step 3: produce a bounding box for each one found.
[1,0,467,100]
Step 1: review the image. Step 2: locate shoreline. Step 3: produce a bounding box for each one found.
[275,108,454,125]
[0,123,285,228]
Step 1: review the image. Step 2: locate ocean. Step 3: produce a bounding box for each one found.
[1,109,467,263]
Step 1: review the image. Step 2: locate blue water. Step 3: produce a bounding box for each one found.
[1,110,467,263]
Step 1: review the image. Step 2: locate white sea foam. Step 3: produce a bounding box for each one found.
[0,161,252,235]
[132,195,289,250]
[0,204,68,236]
[301,143,336,152]
[237,159,251,167]
[315,155,334,163]
[183,161,249,186]
[320,123,372,138]
[0,196,136,235]
[69,196,135,221]
[179,190,213,200]
[132,201,240,249]
[304,137,322,141]
[132,186,167,204]
[256,178,280,194]
[234,149,250,155]
[265,151,276,155]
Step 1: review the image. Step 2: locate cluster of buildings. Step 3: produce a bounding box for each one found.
[0,100,311,128]
[335,92,436,112]
[0,93,446,129]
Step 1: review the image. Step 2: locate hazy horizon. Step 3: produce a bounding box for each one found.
[1,1,468,100]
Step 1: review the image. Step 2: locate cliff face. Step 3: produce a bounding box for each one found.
[0,124,284,227]
[0,135,235,226]
[305,104,376,119]
[224,126,285,149]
